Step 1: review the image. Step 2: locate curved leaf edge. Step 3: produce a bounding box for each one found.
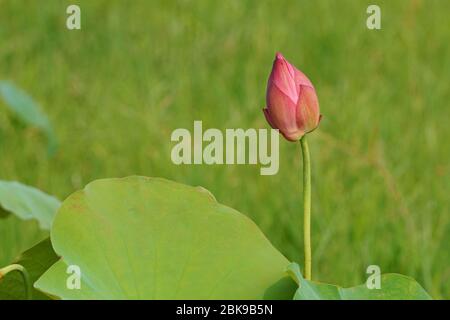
[0,180,61,230]
[286,262,432,300]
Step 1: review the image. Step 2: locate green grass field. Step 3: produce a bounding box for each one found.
[0,0,449,298]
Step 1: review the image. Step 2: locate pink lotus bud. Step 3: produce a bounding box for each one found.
[263,52,321,141]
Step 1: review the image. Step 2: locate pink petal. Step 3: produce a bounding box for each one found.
[295,84,320,133]
[293,67,314,90]
[268,53,298,104]
[266,83,301,137]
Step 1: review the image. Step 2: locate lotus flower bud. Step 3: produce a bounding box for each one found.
[263,52,321,141]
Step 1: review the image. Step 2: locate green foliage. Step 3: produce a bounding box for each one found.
[35,176,296,300]
[0,175,433,300]
[0,238,58,300]
[0,180,58,297]
[0,81,57,154]
[0,180,61,230]
[0,214,47,267]
[287,263,431,300]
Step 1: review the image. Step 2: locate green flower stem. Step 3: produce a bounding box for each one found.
[0,264,32,300]
[300,136,312,280]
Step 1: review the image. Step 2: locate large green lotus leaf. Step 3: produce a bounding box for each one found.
[35,176,296,299]
[287,263,432,300]
[0,238,58,300]
[0,214,48,267]
[0,180,61,230]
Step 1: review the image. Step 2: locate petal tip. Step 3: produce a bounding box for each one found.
[275,52,285,61]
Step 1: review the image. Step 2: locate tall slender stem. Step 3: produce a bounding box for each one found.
[0,264,32,300]
[300,136,312,280]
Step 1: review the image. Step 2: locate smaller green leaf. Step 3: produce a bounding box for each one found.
[0,81,58,154]
[287,263,432,300]
[0,238,59,300]
[0,180,61,230]
[0,214,48,267]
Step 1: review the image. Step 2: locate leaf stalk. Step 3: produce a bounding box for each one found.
[0,264,32,300]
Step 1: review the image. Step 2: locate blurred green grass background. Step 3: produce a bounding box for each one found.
[0,0,449,298]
